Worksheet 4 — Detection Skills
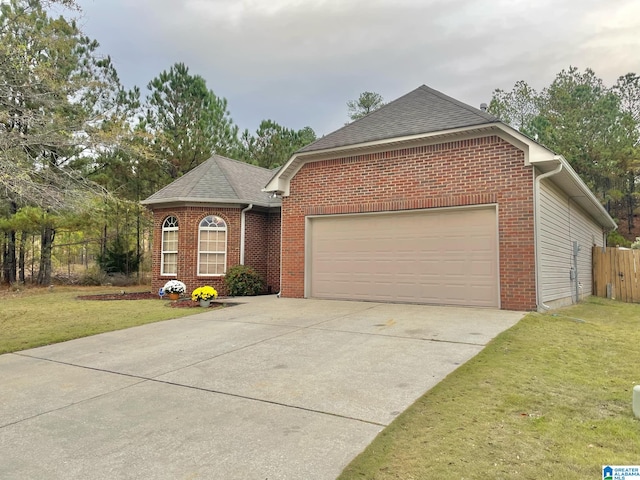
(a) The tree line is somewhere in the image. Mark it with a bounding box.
[0,0,316,285]
[488,68,640,239]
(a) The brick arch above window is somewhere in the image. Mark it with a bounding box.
[162,215,179,228]
[195,211,231,229]
[199,215,226,229]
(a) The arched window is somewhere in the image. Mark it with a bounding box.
[161,216,178,275]
[198,215,227,275]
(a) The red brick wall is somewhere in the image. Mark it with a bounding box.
[281,135,536,310]
[150,206,241,297]
[245,211,268,291]
[266,212,281,294]
[149,206,281,297]
[244,210,281,294]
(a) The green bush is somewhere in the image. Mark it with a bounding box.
[607,230,632,247]
[97,234,141,275]
[224,265,265,296]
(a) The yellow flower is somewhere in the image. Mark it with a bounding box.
[191,286,218,301]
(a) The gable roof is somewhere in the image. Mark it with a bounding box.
[141,155,280,208]
[264,84,615,230]
[299,84,498,153]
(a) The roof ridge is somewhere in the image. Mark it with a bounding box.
[296,89,415,152]
[298,84,500,154]
[212,156,242,199]
[213,154,274,173]
[417,84,497,121]
[182,159,220,198]
[146,159,209,199]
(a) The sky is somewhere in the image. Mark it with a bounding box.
[71,0,640,137]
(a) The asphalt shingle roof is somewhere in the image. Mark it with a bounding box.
[141,155,280,208]
[299,85,499,153]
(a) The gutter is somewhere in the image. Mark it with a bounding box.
[534,160,563,311]
[240,204,254,265]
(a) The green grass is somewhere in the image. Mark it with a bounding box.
[0,286,202,354]
[339,297,640,480]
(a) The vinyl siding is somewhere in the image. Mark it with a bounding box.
[538,178,604,303]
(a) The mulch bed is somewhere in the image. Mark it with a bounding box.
[76,291,223,308]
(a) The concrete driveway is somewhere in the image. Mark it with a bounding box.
[0,296,523,479]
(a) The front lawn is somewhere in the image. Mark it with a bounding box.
[339,297,640,479]
[0,286,201,354]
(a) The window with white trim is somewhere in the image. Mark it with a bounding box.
[161,216,178,276]
[198,215,227,275]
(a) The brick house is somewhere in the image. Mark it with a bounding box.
[144,85,615,310]
[141,155,281,296]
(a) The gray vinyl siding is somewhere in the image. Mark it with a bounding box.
[538,178,604,303]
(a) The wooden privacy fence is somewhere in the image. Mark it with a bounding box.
[593,246,640,303]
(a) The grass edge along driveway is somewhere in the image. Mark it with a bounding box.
[338,297,640,480]
[0,286,202,355]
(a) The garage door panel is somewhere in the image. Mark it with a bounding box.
[470,261,493,276]
[308,208,499,307]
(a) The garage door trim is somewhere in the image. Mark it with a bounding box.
[304,204,501,307]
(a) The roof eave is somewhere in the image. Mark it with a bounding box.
[263,123,501,195]
[530,156,617,230]
[140,197,279,209]
[262,121,616,230]
[468,124,616,230]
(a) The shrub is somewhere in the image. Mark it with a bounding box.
[224,265,265,296]
[78,268,142,287]
[78,266,109,286]
[607,230,632,248]
[97,234,141,275]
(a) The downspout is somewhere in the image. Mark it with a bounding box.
[240,204,253,265]
[534,161,563,311]
[278,200,283,298]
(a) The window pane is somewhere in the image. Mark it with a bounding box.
[162,253,177,274]
[163,230,177,251]
[198,216,226,274]
[199,230,226,253]
[162,219,178,275]
[199,253,225,275]
[214,258,225,274]
[198,254,208,274]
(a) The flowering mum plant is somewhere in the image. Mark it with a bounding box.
[191,286,218,301]
[163,280,187,294]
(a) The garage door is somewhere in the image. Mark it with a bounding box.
[307,207,499,307]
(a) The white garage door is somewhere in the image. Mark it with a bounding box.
[307,207,499,307]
